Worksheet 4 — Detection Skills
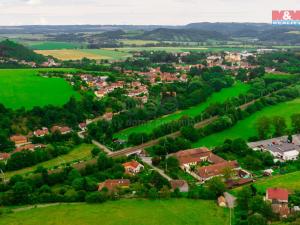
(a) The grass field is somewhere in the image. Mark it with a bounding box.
[253,171,300,194]
[118,39,159,46]
[0,69,80,110]
[0,199,229,225]
[5,144,94,179]
[192,98,300,148]
[25,41,84,50]
[36,49,131,61]
[114,82,250,140]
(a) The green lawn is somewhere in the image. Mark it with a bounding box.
[5,144,95,179]
[0,69,80,109]
[114,82,250,140]
[0,199,229,225]
[192,98,300,148]
[253,171,300,194]
[23,41,84,50]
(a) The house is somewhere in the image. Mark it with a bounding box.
[218,196,227,207]
[95,90,107,98]
[171,147,225,170]
[14,144,45,153]
[196,160,240,182]
[51,126,72,135]
[33,127,49,137]
[266,188,290,217]
[170,180,189,192]
[98,179,130,192]
[10,135,28,146]
[79,123,87,131]
[122,160,144,174]
[0,153,10,161]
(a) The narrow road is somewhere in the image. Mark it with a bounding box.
[141,156,172,181]
[92,140,112,154]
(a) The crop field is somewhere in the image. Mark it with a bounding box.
[24,41,84,50]
[192,98,300,148]
[118,39,159,46]
[0,69,80,110]
[0,199,229,225]
[5,144,94,179]
[36,49,132,61]
[114,82,250,140]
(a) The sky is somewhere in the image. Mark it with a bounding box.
[0,0,299,25]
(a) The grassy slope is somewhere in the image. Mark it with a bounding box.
[114,82,250,140]
[0,69,80,109]
[0,199,229,225]
[192,98,300,148]
[5,144,94,179]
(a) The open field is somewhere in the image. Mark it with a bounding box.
[192,98,300,148]
[0,199,229,225]
[118,39,159,46]
[25,41,84,50]
[36,49,132,61]
[114,82,250,140]
[0,69,80,110]
[5,144,94,179]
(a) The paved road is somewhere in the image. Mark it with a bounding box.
[141,156,172,181]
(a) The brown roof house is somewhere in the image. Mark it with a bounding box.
[122,160,144,175]
[170,180,189,192]
[98,179,130,193]
[265,188,290,218]
[51,126,72,135]
[10,135,28,146]
[33,127,49,137]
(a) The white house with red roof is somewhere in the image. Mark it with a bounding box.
[266,188,290,217]
[122,160,144,174]
[33,127,49,137]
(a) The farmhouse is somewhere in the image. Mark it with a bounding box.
[170,180,189,192]
[51,126,72,135]
[265,188,290,217]
[122,160,144,174]
[33,127,49,137]
[10,135,28,146]
[98,179,130,192]
[196,160,240,182]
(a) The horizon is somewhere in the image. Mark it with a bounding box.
[0,0,298,26]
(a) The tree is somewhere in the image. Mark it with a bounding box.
[180,126,199,142]
[148,187,158,199]
[206,177,226,198]
[247,213,267,225]
[272,116,287,137]
[291,113,300,133]
[237,186,253,211]
[160,185,171,199]
[97,153,114,171]
[256,117,271,139]
[222,167,235,181]
[91,148,100,158]
[13,181,32,204]
[85,192,107,203]
[165,157,179,172]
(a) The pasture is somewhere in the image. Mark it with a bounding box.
[192,98,300,148]
[0,199,229,225]
[36,49,131,61]
[5,144,94,179]
[114,82,250,140]
[0,69,80,110]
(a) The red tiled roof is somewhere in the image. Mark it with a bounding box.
[10,135,27,143]
[34,128,49,136]
[98,179,130,192]
[267,188,289,202]
[197,161,239,179]
[172,147,212,165]
[0,153,10,160]
[122,160,141,170]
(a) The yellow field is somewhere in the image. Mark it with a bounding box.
[35,49,108,60]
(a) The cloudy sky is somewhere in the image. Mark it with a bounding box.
[0,0,299,25]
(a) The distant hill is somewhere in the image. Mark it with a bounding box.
[136,28,227,42]
[0,39,47,63]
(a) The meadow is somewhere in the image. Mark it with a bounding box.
[36,49,131,61]
[5,144,94,179]
[114,82,250,140]
[25,41,84,50]
[0,199,229,225]
[0,69,80,110]
[192,98,300,148]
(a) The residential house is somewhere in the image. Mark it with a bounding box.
[51,126,72,135]
[95,90,107,98]
[79,123,87,131]
[170,180,189,192]
[0,153,10,161]
[14,143,46,153]
[98,179,130,192]
[122,160,144,174]
[10,135,28,146]
[33,127,49,137]
[265,188,290,217]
